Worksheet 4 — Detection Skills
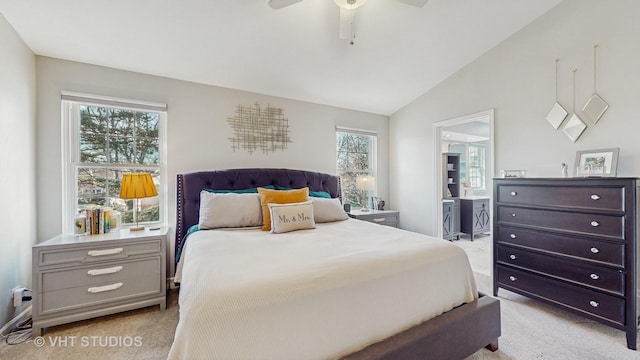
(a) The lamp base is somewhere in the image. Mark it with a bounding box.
[129,226,145,232]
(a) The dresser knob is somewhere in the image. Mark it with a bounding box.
[510,191,517,196]
[509,254,517,260]
[510,233,517,239]
[590,247,600,254]
[590,194,601,200]
[511,213,516,217]
[590,221,600,227]
[590,273,600,280]
[589,300,599,308]
[509,276,517,282]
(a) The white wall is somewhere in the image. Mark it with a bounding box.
[35,57,389,276]
[0,13,36,326]
[390,0,640,235]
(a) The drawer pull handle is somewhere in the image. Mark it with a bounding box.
[87,282,123,294]
[590,273,600,280]
[589,300,599,308]
[87,248,124,257]
[510,191,517,196]
[511,213,516,217]
[509,276,517,282]
[372,218,386,223]
[509,254,517,260]
[591,194,601,200]
[87,266,123,276]
[590,247,600,254]
[510,233,517,239]
[590,221,600,227]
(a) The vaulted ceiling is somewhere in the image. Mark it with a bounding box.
[0,0,562,115]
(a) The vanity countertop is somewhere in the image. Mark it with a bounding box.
[460,196,490,200]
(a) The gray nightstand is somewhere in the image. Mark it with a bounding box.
[32,227,168,337]
[348,209,399,228]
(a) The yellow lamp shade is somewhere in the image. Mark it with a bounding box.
[119,173,158,200]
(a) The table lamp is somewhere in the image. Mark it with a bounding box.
[355,175,375,212]
[119,173,158,231]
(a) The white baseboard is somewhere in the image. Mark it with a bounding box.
[0,305,32,336]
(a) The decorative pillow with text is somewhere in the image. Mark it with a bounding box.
[268,201,315,234]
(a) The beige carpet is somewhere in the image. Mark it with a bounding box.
[1,272,638,359]
[0,290,179,360]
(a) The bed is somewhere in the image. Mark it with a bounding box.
[169,168,500,360]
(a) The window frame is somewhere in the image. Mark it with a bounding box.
[61,92,167,234]
[335,127,378,207]
[467,144,486,191]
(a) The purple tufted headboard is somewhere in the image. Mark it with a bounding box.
[175,168,341,253]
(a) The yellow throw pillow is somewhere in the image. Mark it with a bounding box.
[257,187,309,231]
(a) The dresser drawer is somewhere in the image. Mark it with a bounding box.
[37,239,162,267]
[498,207,624,239]
[497,245,624,295]
[496,226,624,267]
[497,185,624,211]
[40,274,162,315]
[41,257,161,292]
[497,266,625,325]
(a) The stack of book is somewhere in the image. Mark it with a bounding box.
[85,206,113,235]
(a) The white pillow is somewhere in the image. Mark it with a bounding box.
[312,197,349,223]
[268,201,316,234]
[199,191,262,229]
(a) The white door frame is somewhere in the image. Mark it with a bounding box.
[433,109,495,239]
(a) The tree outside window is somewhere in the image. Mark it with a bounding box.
[68,102,163,227]
[336,131,376,207]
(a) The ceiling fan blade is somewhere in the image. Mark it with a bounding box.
[268,0,304,10]
[339,8,353,40]
[395,0,429,7]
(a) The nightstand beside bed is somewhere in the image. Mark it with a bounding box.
[32,227,168,337]
[348,209,399,228]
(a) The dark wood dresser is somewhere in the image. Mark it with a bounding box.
[493,178,639,349]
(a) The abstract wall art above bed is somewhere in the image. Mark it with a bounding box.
[227,102,292,155]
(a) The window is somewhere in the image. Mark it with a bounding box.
[468,145,486,190]
[336,127,377,207]
[62,92,167,233]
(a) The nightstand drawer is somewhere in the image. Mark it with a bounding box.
[38,239,162,267]
[40,274,162,315]
[363,215,398,227]
[348,210,399,228]
[41,257,161,292]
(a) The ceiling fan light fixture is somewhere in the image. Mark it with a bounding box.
[335,0,368,10]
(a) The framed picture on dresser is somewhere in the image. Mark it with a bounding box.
[574,148,619,177]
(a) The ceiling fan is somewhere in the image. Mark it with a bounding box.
[268,0,429,44]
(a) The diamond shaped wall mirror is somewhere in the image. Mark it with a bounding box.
[581,44,608,124]
[545,58,568,129]
[582,93,609,124]
[563,114,587,142]
[546,102,568,129]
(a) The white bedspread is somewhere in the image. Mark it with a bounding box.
[168,218,477,360]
